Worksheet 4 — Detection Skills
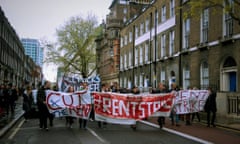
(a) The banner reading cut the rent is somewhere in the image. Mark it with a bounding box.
[46,90,92,119]
[92,92,175,125]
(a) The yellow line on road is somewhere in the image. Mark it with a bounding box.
[8,119,25,140]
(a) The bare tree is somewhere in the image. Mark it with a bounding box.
[45,14,102,78]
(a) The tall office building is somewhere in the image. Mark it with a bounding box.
[21,38,44,67]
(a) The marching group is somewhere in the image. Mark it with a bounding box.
[1,80,217,132]
[21,81,92,131]
[0,83,19,118]
[99,82,217,130]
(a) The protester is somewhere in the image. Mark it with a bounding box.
[37,81,51,131]
[65,86,75,128]
[185,86,192,126]
[130,86,140,130]
[22,85,33,121]
[204,87,217,127]
[169,83,180,126]
[97,83,108,129]
[191,87,201,122]
[79,82,91,130]
[0,84,5,116]
[151,82,168,128]
[3,83,15,115]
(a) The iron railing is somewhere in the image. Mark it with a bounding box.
[227,94,240,115]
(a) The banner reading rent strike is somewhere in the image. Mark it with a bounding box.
[174,90,209,114]
[92,92,174,125]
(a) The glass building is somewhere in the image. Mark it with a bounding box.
[21,38,44,67]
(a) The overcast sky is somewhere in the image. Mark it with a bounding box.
[0,0,112,82]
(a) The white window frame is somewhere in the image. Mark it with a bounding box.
[139,45,143,65]
[128,51,132,67]
[200,61,209,89]
[134,75,138,87]
[124,35,128,45]
[183,65,190,90]
[135,25,139,38]
[120,37,123,48]
[169,30,175,56]
[161,70,166,83]
[145,18,149,32]
[170,0,175,17]
[145,43,149,63]
[201,8,209,43]
[135,47,138,66]
[161,34,166,57]
[124,53,127,69]
[120,55,123,70]
[161,5,166,22]
[129,31,132,42]
[140,22,144,35]
[183,18,190,49]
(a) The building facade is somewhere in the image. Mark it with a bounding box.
[119,0,240,120]
[21,38,44,67]
[120,0,179,90]
[0,7,42,87]
[95,0,151,88]
[0,7,25,86]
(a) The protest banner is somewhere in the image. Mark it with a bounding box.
[45,90,209,124]
[46,90,92,119]
[173,90,209,114]
[92,92,174,125]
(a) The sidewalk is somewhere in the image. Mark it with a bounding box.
[0,97,24,137]
[146,116,240,144]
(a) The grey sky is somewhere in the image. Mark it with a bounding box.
[0,0,112,41]
[0,0,112,82]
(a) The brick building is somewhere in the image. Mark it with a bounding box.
[118,0,240,120]
[95,0,149,88]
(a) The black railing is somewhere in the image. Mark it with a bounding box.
[228,95,240,115]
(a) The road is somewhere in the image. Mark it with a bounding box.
[1,118,207,144]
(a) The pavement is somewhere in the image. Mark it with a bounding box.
[1,97,240,143]
[0,97,24,137]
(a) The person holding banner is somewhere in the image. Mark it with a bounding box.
[97,83,108,129]
[37,81,51,131]
[169,83,180,127]
[130,86,140,130]
[151,82,168,128]
[65,86,75,128]
[205,87,217,127]
[78,82,91,130]
[22,85,33,121]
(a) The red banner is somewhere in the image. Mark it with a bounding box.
[92,92,174,125]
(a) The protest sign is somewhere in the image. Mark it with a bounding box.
[46,90,92,119]
[174,90,209,114]
[92,92,174,125]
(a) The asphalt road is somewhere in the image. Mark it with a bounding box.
[1,118,206,144]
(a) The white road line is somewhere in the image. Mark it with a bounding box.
[87,127,110,144]
[8,119,25,140]
[139,120,214,144]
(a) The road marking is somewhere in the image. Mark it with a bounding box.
[87,127,110,144]
[8,119,25,140]
[139,120,214,144]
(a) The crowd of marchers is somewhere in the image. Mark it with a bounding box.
[1,80,217,132]
[0,83,20,118]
